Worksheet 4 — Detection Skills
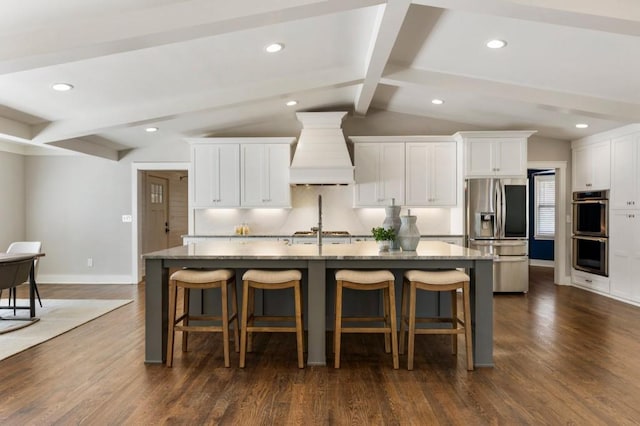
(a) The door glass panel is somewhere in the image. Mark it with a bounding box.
[504,185,527,237]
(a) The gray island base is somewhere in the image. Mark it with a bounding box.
[144,240,494,367]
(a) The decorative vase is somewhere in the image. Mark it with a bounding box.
[398,210,420,251]
[382,202,401,250]
[377,240,391,251]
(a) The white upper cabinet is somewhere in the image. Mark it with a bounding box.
[241,143,291,208]
[191,143,240,208]
[353,142,405,207]
[462,134,530,178]
[188,137,294,208]
[572,140,610,191]
[405,142,457,206]
[610,133,640,209]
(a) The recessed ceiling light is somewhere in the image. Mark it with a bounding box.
[145,127,158,133]
[575,123,589,129]
[486,39,507,49]
[286,100,298,106]
[265,43,284,53]
[431,99,444,105]
[51,83,74,92]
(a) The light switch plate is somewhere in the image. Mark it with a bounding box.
[122,215,133,223]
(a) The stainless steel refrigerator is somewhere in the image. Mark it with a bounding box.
[465,178,529,292]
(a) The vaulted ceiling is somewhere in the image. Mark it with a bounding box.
[0,0,638,160]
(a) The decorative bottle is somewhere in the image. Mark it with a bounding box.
[398,209,420,251]
[382,198,401,250]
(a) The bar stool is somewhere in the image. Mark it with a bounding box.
[166,268,239,368]
[400,269,473,371]
[334,269,399,369]
[240,269,304,368]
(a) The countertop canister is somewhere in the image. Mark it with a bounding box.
[382,199,401,250]
[398,210,420,251]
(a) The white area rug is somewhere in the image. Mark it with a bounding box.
[0,298,132,361]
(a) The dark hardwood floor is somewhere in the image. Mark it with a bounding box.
[1,267,640,425]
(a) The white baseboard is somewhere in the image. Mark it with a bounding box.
[529,259,554,268]
[37,274,135,285]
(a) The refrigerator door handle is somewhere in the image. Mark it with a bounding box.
[471,240,527,247]
[494,256,529,262]
[500,180,507,239]
[494,180,502,238]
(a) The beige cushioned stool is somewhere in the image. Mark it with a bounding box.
[240,269,304,368]
[400,269,473,370]
[166,268,239,368]
[334,269,399,369]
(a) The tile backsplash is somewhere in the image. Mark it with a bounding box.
[193,186,461,236]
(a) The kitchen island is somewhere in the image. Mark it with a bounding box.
[144,240,494,367]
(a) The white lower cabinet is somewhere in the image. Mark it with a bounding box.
[609,210,640,302]
[571,269,610,294]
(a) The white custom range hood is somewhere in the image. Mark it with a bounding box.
[289,111,354,185]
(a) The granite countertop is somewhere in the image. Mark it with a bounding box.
[145,240,488,260]
[182,234,464,239]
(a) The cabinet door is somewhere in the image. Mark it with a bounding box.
[241,144,291,207]
[192,144,240,207]
[610,134,639,209]
[609,211,640,302]
[354,143,404,206]
[572,140,610,191]
[406,142,456,206]
[495,138,526,177]
[465,139,494,177]
[572,145,592,191]
[431,142,457,205]
[264,144,291,207]
[590,141,611,190]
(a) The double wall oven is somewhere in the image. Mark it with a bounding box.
[572,190,608,276]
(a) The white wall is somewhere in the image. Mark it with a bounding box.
[0,151,25,249]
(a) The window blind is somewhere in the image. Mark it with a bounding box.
[534,174,555,239]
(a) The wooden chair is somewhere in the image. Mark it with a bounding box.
[166,268,239,368]
[334,269,399,369]
[400,269,473,370]
[240,269,304,368]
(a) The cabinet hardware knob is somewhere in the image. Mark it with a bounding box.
[586,279,592,283]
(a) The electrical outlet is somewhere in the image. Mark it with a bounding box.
[87,258,93,267]
[122,215,132,223]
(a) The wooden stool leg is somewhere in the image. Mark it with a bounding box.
[451,289,458,355]
[294,282,304,368]
[399,279,408,355]
[221,280,231,368]
[239,280,250,368]
[182,287,190,352]
[166,280,177,367]
[383,286,391,353]
[231,277,240,353]
[334,280,344,368]
[388,280,399,370]
[247,285,255,353]
[463,282,474,371]
[407,282,417,371]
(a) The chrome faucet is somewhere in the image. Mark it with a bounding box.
[311,194,323,246]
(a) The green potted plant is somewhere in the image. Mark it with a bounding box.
[371,227,395,251]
